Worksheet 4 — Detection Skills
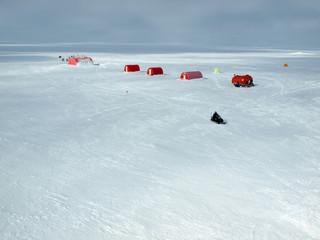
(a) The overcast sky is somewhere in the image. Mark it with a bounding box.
[1,0,320,48]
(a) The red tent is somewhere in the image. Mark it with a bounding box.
[147,67,163,76]
[180,71,203,80]
[68,57,93,65]
[232,74,254,87]
[124,65,140,72]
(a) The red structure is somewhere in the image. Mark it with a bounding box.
[124,65,140,72]
[147,67,163,76]
[68,57,93,65]
[232,74,254,87]
[180,71,203,80]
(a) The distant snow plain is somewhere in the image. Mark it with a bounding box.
[0,44,320,240]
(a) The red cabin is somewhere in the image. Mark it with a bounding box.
[180,71,203,80]
[147,67,163,76]
[124,65,140,72]
[68,57,93,65]
[232,74,254,87]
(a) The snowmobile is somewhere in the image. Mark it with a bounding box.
[211,112,225,124]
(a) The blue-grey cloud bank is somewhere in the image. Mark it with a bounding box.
[1,0,320,48]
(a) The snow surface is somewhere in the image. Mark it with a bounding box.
[0,45,320,240]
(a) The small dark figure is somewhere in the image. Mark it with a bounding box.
[211,111,224,124]
[58,56,62,58]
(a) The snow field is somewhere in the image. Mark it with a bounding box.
[0,49,320,239]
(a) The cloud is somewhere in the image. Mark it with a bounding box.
[0,0,319,48]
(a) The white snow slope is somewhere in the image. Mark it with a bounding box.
[1,46,320,240]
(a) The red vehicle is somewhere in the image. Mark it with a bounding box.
[232,74,254,87]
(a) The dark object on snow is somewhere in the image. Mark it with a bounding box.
[59,56,62,58]
[211,112,224,124]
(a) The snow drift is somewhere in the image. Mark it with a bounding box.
[0,45,320,240]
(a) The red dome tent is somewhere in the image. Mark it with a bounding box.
[232,74,254,87]
[124,65,140,72]
[180,71,203,80]
[147,67,163,76]
[68,57,93,65]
